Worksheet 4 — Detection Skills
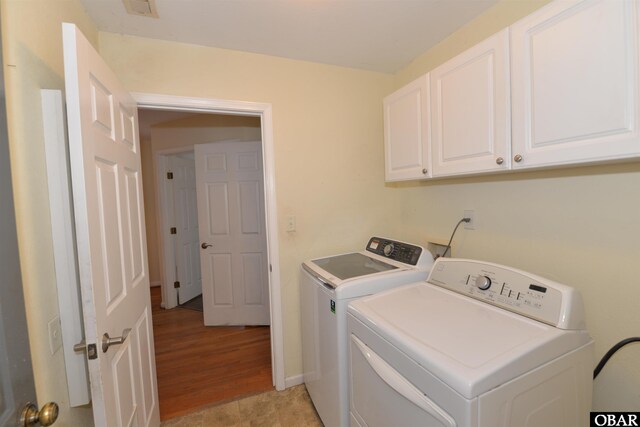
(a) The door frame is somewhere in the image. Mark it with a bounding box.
[134,93,285,391]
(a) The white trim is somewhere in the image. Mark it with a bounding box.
[285,374,304,389]
[133,92,285,391]
[41,89,91,406]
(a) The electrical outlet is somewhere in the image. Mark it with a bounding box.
[48,316,62,355]
[464,210,475,230]
[286,215,296,232]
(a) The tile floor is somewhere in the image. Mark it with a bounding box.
[160,384,323,427]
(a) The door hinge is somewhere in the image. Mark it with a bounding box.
[269,264,272,272]
[174,281,180,288]
[170,227,177,234]
[167,172,173,179]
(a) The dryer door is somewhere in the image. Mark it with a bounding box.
[350,334,457,427]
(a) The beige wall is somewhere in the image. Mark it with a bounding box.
[388,0,640,411]
[142,114,261,285]
[5,0,637,421]
[1,0,97,424]
[97,35,399,377]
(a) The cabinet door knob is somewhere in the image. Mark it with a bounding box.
[514,154,523,163]
[422,168,428,174]
[496,157,504,165]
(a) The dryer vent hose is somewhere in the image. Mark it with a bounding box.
[593,337,640,379]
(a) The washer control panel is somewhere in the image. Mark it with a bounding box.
[427,258,585,330]
[366,237,423,266]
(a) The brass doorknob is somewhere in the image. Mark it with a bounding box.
[20,402,59,426]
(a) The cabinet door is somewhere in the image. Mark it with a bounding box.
[431,29,511,177]
[511,0,640,169]
[383,75,430,181]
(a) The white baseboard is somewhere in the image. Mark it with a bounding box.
[284,374,304,389]
[150,281,161,287]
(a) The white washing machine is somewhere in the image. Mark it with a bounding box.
[348,258,594,427]
[301,237,434,427]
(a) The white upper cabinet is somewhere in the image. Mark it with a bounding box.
[511,0,640,169]
[383,75,431,181]
[430,29,511,177]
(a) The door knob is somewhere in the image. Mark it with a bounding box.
[201,242,212,249]
[514,154,523,163]
[20,402,59,426]
[102,328,131,353]
[495,157,504,165]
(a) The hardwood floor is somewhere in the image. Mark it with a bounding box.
[151,287,273,421]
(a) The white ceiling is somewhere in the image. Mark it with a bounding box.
[81,0,499,73]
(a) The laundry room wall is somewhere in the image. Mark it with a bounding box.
[1,0,97,424]
[388,0,640,412]
[98,33,400,379]
[142,114,261,285]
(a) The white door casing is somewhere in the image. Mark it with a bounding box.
[63,23,160,427]
[169,153,202,304]
[195,141,270,326]
[133,94,284,391]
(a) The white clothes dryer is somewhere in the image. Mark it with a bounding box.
[348,258,594,427]
[301,237,434,427]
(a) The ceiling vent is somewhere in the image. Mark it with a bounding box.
[123,0,159,18]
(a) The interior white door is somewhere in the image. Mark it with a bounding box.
[195,141,270,326]
[169,153,202,304]
[63,23,160,427]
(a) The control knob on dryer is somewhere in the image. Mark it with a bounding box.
[475,275,492,290]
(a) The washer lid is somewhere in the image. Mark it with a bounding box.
[311,252,398,280]
[348,282,592,399]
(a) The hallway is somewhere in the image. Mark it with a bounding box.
[151,287,273,420]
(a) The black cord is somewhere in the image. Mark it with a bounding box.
[593,337,640,379]
[440,218,471,258]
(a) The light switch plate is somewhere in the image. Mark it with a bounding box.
[286,215,296,232]
[48,316,63,355]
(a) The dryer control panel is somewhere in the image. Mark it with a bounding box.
[428,258,586,330]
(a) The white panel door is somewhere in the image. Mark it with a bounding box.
[431,29,511,177]
[195,141,270,325]
[63,23,160,427]
[384,75,431,181]
[511,0,640,169]
[169,154,202,304]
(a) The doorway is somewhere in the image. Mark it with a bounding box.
[135,96,284,418]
